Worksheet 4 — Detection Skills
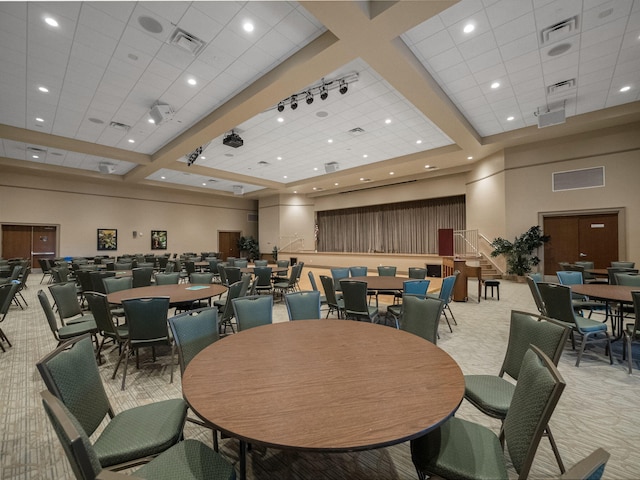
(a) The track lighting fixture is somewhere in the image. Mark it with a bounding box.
[271,72,358,113]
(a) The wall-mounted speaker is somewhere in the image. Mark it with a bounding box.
[132,231,137,238]
[233,185,244,196]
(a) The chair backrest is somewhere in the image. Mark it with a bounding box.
[102,276,133,294]
[320,275,340,308]
[403,279,430,296]
[84,292,119,338]
[239,273,252,297]
[408,267,427,279]
[276,260,289,268]
[438,275,456,304]
[114,262,132,270]
[131,267,153,288]
[122,297,170,346]
[607,267,638,285]
[285,291,321,320]
[615,273,640,286]
[232,295,273,331]
[18,266,31,289]
[559,448,610,480]
[36,335,111,438]
[308,271,320,292]
[340,280,369,316]
[168,307,219,376]
[0,283,19,318]
[349,266,367,277]
[501,310,571,380]
[89,271,114,293]
[75,270,94,294]
[537,283,577,326]
[49,282,83,324]
[219,280,244,326]
[556,270,584,286]
[224,267,242,285]
[40,390,103,480]
[234,259,248,268]
[189,272,213,284]
[503,346,566,478]
[526,275,546,314]
[157,256,169,270]
[253,260,268,267]
[254,267,272,287]
[400,295,444,344]
[184,261,196,275]
[52,266,68,283]
[155,272,180,285]
[528,272,543,283]
[377,266,396,277]
[38,290,62,339]
[331,268,350,291]
[611,261,635,269]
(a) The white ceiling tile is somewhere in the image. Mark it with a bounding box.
[532,0,583,32]
[486,0,534,28]
[177,6,223,44]
[277,8,324,46]
[457,31,499,60]
[119,25,163,57]
[582,0,633,31]
[493,11,537,46]
[581,17,627,48]
[448,10,492,45]
[499,32,539,61]
[78,4,126,40]
[246,1,295,28]
[473,63,507,85]
[412,28,456,59]
[438,0,484,27]
[428,46,465,72]
[192,3,243,27]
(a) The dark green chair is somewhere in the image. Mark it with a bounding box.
[398,295,444,344]
[388,280,431,327]
[307,271,327,307]
[0,283,19,351]
[559,448,610,480]
[408,267,427,279]
[132,267,153,288]
[340,280,379,323]
[526,275,546,314]
[37,290,98,348]
[253,260,268,267]
[84,292,128,368]
[538,282,613,367]
[37,336,188,471]
[616,273,640,286]
[285,291,321,320]
[464,310,571,473]
[623,291,640,374]
[89,271,115,294]
[49,281,95,326]
[103,276,133,294]
[273,264,301,300]
[155,273,180,285]
[253,266,273,295]
[40,390,234,480]
[319,275,344,318]
[232,295,273,331]
[556,270,609,319]
[119,297,173,390]
[217,280,244,335]
[411,346,566,480]
[349,266,367,276]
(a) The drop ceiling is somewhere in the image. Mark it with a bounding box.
[0,0,638,198]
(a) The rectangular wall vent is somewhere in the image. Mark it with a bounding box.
[552,166,604,192]
[170,28,205,56]
[347,127,365,136]
[540,16,579,45]
[247,213,258,223]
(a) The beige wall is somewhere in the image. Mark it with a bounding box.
[259,194,316,254]
[0,170,257,258]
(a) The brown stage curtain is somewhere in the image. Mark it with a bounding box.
[316,195,465,254]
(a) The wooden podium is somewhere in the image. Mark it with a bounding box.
[442,258,481,302]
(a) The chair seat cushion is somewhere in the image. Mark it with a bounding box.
[66,314,96,325]
[94,398,187,468]
[411,416,507,480]
[58,320,98,339]
[464,375,515,419]
[575,315,608,333]
[134,439,235,480]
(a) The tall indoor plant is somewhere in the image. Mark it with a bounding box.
[490,225,550,277]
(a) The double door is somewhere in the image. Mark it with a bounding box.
[1,224,57,267]
[543,213,618,274]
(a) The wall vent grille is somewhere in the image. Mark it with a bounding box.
[540,16,579,45]
[247,213,258,222]
[552,166,604,192]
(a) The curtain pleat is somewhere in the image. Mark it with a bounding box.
[316,195,465,254]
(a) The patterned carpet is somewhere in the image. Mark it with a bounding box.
[1,269,638,479]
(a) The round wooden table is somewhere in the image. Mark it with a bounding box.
[349,276,442,293]
[106,283,226,305]
[572,284,636,338]
[239,266,288,275]
[183,320,464,479]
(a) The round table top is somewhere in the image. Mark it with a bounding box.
[572,284,637,303]
[183,320,464,452]
[349,276,442,293]
[106,283,226,305]
[239,266,288,275]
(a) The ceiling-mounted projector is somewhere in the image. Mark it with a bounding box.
[149,102,174,125]
[223,130,243,148]
[98,162,115,174]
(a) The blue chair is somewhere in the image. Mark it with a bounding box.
[330,268,350,293]
[285,291,321,320]
[349,266,367,277]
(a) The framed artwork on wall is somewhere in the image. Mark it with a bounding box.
[97,229,117,251]
[151,230,167,250]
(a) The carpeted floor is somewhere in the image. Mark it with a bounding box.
[1,268,639,479]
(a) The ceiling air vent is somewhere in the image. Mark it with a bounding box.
[547,79,576,95]
[27,146,47,153]
[109,121,130,131]
[540,16,579,45]
[170,28,205,56]
[552,166,604,192]
[347,127,365,136]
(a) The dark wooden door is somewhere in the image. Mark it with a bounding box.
[1,224,57,267]
[218,231,241,261]
[32,226,57,266]
[543,213,618,274]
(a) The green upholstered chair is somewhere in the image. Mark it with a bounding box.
[319,275,344,319]
[623,291,640,374]
[526,275,546,314]
[37,336,188,471]
[556,270,609,319]
[223,267,242,286]
[253,260,268,267]
[119,297,173,390]
[103,277,133,294]
[114,262,133,270]
[132,267,153,288]
[0,283,19,351]
[41,390,234,480]
[285,291,321,320]
[538,282,613,367]
[253,266,273,295]
[307,271,327,307]
[616,273,640,286]
[189,272,214,284]
[340,280,379,323]
[154,273,180,285]
[387,280,432,328]
[398,295,444,344]
[232,295,273,331]
[411,345,566,480]
[84,292,128,368]
[217,280,244,335]
[37,290,98,348]
[234,259,248,268]
[168,307,221,452]
[89,271,115,294]
[273,264,301,300]
[607,267,638,285]
[408,267,427,279]
[464,310,571,472]
[276,259,289,268]
[349,266,367,277]
[49,281,95,326]
[611,261,635,269]
[428,274,457,333]
[330,267,349,293]
[559,448,610,480]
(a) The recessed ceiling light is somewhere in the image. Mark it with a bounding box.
[201,156,206,160]
[243,21,254,33]
[312,187,317,191]
[313,167,318,171]
[161,176,166,179]
[491,82,500,89]
[467,156,473,160]
[35,117,44,122]
[148,118,155,124]
[187,78,197,86]
[44,17,58,27]
[277,117,284,123]
[283,175,288,179]
[334,183,339,186]
[128,139,135,143]
[389,172,394,175]
[363,154,368,158]
[463,23,475,33]
[507,116,514,121]
[328,139,333,143]
[424,165,430,168]
[32,155,39,159]
[277,156,282,161]
[385,118,392,124]
[202,183,206,186]
[620,86,631,92]
[416,140,422,144]
[38,86,49,93]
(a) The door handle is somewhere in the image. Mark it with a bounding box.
[579,253,587,257]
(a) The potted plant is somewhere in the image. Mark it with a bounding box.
[490,225,550,280]
[237,236,260,262]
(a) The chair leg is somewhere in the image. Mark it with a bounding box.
[442,310,453,333]
[0,327,9,350]
[576,333,588,367]
[545,425,566,473]
[445,303,457,325]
